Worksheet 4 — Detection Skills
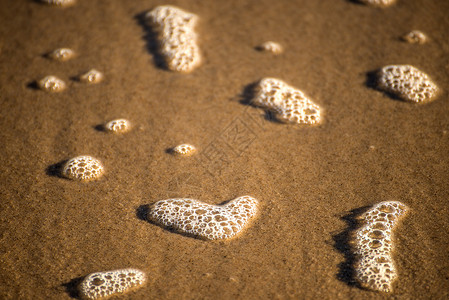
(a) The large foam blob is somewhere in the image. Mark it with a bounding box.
[148,196,259,240]
[79,268,146,299]
[377,65,438,103]
[354,201,408,293]
[252,78,321,125]
[62,156,104,182]
[146,5,201,73]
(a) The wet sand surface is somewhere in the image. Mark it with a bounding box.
[0,0,448,299]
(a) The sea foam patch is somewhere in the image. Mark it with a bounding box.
[252,78,321,125]
[377,65,438,103]
[79,268,146,299]
[62,156,104,181]
[354,201,408,293]
[146,5,201,73]
[148,196,259,240]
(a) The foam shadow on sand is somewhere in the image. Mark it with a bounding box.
[136,203,201,240]
[46,160,69,179]
[61,276,84,299]
[365,69,404,102]
[332,206,371,289]
[239,81,278,123]
[134,12,167,71]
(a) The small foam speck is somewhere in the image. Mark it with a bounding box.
[354,201,408,293]
[79,268,146,299]
[41,0,76,6]
[38,76,66,92]
[402,30,428,44]
[377,65,438,103]
[79,69,103,84]
[148,196,259,240]
[104,119,131,134]
[171,144,197,156]
[62,156,104,181]
[257,41,283,54]
[358,0,396,7]
[48,48,75,61]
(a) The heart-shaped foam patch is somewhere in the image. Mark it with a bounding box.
[148,196,259,240]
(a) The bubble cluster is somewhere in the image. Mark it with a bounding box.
[402,30,427,44]
[354,201,408,293]
[62,156,104,181]
[48,48,75,61]
[148,196,259,240]
[79,69,104,84]
[104,119,131,134]
[377,65,438,103]
[258,41,283,54]
[252,78,321,125]
[146,5,201,73]
[358,0,396,7]
[38,75,66,92]
[41,0,76,6]
[171,144,197,156]
[79,268,146,299]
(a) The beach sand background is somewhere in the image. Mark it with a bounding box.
[0,0,448,299]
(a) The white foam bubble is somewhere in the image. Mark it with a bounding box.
[258,41,283,54]
[402,30,428,44]
[148,196,259,240]
[79,268,146,299]
[104,119,131,134]
[79,69,103,84]
[38,76,66,92]
[41,0,76,6]
[253,78,321,125]
[358,0,396,7]
[377,65,438,103]
[171,144,197,156]
[354,201,408,293]
[48,48,75,61]
[146,5,201,73]
[62,156,104,181]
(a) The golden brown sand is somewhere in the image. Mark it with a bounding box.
[0,0,448,299]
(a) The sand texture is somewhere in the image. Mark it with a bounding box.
[0,0,448,299]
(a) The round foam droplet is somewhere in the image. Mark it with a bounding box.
[48,48,75,61]
[62,155,104,181]
[41,0,76,6]
[38,76,66,92]
[171,144,197,156]
[358,0,396,7]
[79,69,103,84]
[258,41,283,54]
[402,30,427,44]
[104,119,131,134]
